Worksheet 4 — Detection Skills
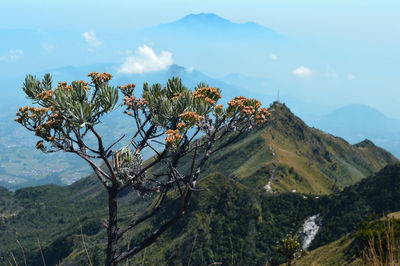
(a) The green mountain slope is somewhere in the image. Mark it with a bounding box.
[296,163,400,265]
[199,102,397,195]
[116,163,400,266]
[0,102,398,265]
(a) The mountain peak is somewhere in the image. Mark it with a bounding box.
[354,139,375,148]
[177,13,233,25]
[159,13,277,36]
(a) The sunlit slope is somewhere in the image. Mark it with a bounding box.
[199,102,397,194]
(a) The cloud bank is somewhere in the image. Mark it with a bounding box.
[292,66,312,78]
[118,45,173,74]
[82,31,101,47]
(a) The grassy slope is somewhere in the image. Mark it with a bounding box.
[0,102,398,264]
[295,235,361,266]
[125,163,400,266]
[199,102,397,195]
[1,163,400,265]
[296,210,400,266]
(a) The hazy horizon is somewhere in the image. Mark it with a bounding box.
[1,1,399,118]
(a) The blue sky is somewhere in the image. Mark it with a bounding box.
[1,0,400,118]
[2,0,399,42]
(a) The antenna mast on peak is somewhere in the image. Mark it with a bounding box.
[277,89,280,102]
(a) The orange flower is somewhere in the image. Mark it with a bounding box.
[88,72,113,85]
[177,122,186,129]
[214,104,223,111]
[255,108,270,124]
[171,92,182,100]
[205,97,216,104]
[179,111,204,122]
[119,84,136,92]
[36,90,54,100]
[165,129,183,145]
[193,87,221,99]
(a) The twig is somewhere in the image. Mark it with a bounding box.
[105,134,126,153]
[141,248,147,266]
[37,239,46,266]
[229,234,234,265]
[10,251,18,266]
[187,231,199,266]
[126,232,131,266]
[16,238,27,266]
[79,222,93,266]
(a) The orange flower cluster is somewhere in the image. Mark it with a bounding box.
[36,90,54,100]
[34,112,62,137]
[214,104,223,111]
[172,92,183,100]
[123,96,148,111]
[242,106,255,116]
[123,96,135,107]
[165,129,183,145]
[136,97,147,106]
[120,84,136,90]
[255,108,270,124]
[15,106,50,122]
[178,111,204,122]
[119,84,136,96]
[73,80,90,90]
[228,96,261,110]
[88,72,113,85]
[19,106,50,113]
[227,96,270,124]
[15,106,62,145]
[56,81,73,92]
[192,87,221,105]
[177,122,186,129]
[76,80,88,86]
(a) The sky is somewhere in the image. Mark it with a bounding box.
[2,0,399,42]
[1,0,399,118]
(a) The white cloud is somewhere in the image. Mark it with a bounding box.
[186,66,195,73]
[82,31,101,47]
[42,43,55,54]
[271,53,278,60]
[347,73,356,80]
[292,66,313,78]
[0,49,24,61]
[118,45,173,74]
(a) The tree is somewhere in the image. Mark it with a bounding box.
[15,72,270,265]
[275,232,305,266]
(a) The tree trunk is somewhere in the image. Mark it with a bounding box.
[106,186,119,266]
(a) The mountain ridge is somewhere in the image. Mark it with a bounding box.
[158,13,278,36]
[314,103,400,158]
[202,101,398,194]
[0,102,398,265]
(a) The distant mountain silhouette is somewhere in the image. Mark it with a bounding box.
[314,104,400,157]
[158,13,278,38]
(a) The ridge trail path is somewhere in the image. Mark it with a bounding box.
[264,145,277,192]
